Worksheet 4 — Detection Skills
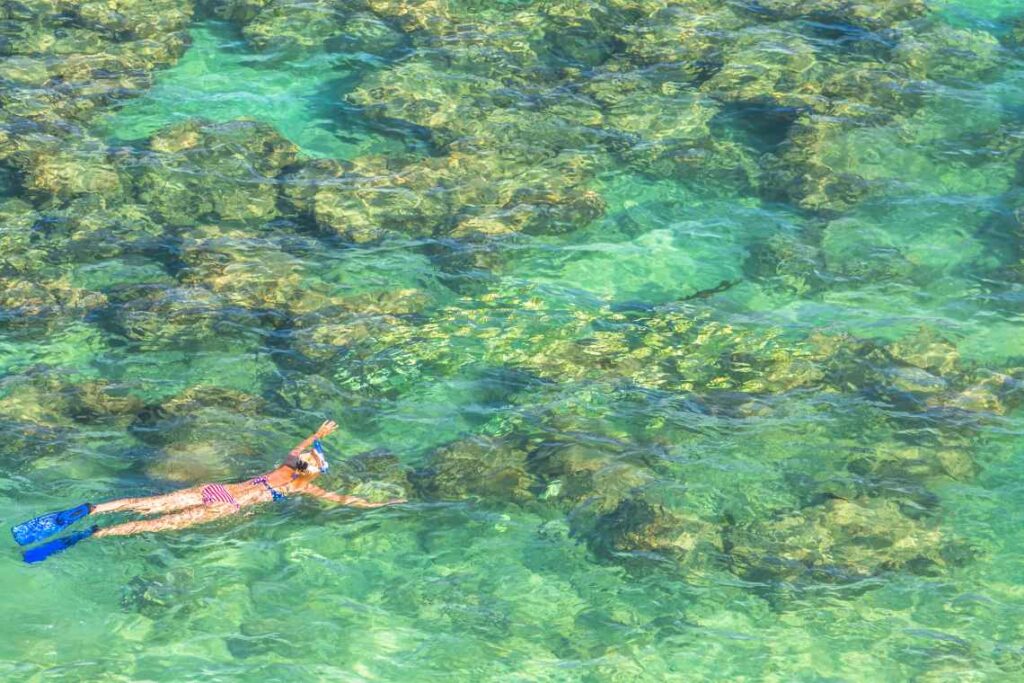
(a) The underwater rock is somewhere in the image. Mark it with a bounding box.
[0,192,168,277]
[0,372,76,428]
[994,642,1024,675]
[819,63,927,123]
[240,0,354,56]
[598,88,760,191]
[622,135,761,194]
[332,448,411,502]
[157,384,268,418]
[0,370,144,430]
[292,143,606,243]
[20,146,127,205]
[1,0,194,127]
[131,385,268,478]
[148,439,242,481]
[724,496,957,585]
[134,119,299,226]
[285,302,440,400]
[284,287,431,368]
[812,330,1005,418]
[490,179,606,237]
[101,284,260,349]
[277,157,352,217]
[700,25,822,110]
[308,157,448,242]
[351,52,601,149]
[527,439,654,513]
[176,227,312,312]
[616,4,742,83]
[349,59,502,139]
[764,115,872,213]
[0,417,72,464]
[327,11,406,56]
[67,380,147,422]
[882,365,948,397]
[49,199,167,263]
[268,371,352,411]
[332,287,432,316]
[894,24,1005,85]
[1010,18,1024,50]
[585,498,722,568]
[744,232,826,295]
[933,372,1023,417]
[600,90,718,143]
[200,0,273,23]
[122,574,186,619]
[416,435,536,502]
[0,274,108,328]
[0,198,43,273]
[847,443,979,483]
[536,3,622,68]
[287,312,414,365]
[412,13,546,82]
[885,327,961,376]
[362,0,463,33]
[72,0,196,41]
[746,0,927,30]
[445,148,609,236]
[340,12,842,235]
[820,215,914,280]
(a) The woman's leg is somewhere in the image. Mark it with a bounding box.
[93,504,236,538]
[91,487,205,516]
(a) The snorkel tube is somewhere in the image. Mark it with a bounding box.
[312,439,329,474]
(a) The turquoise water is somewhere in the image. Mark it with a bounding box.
[2,0,1024,680]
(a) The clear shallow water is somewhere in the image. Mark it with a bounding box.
[1,0,1024,680]
[100,22,397,160]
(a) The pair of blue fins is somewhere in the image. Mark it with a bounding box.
[12,503,96,564]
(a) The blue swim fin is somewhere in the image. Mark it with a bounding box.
[11,503,93,546]
[23,526,98,564]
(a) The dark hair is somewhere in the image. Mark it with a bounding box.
[284,454,309,471]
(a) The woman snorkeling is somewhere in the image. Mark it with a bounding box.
[12,420,404,563]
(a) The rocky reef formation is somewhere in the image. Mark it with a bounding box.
[2,0,1022,604]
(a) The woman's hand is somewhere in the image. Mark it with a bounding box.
[290,420,339,457]
[315,420,338,439]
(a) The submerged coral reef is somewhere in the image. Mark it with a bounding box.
[2,0,1023,626]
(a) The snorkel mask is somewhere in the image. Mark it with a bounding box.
[311,439,330,474]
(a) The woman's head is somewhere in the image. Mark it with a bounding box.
[283,441,329,475]
[283,451,320,475]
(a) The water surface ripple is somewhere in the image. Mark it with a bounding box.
[1,0,1023,680]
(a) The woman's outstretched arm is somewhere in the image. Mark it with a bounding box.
[302,484,405,509]
[290,420,338,455]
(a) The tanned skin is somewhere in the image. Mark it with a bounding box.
[91,421,404,538]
